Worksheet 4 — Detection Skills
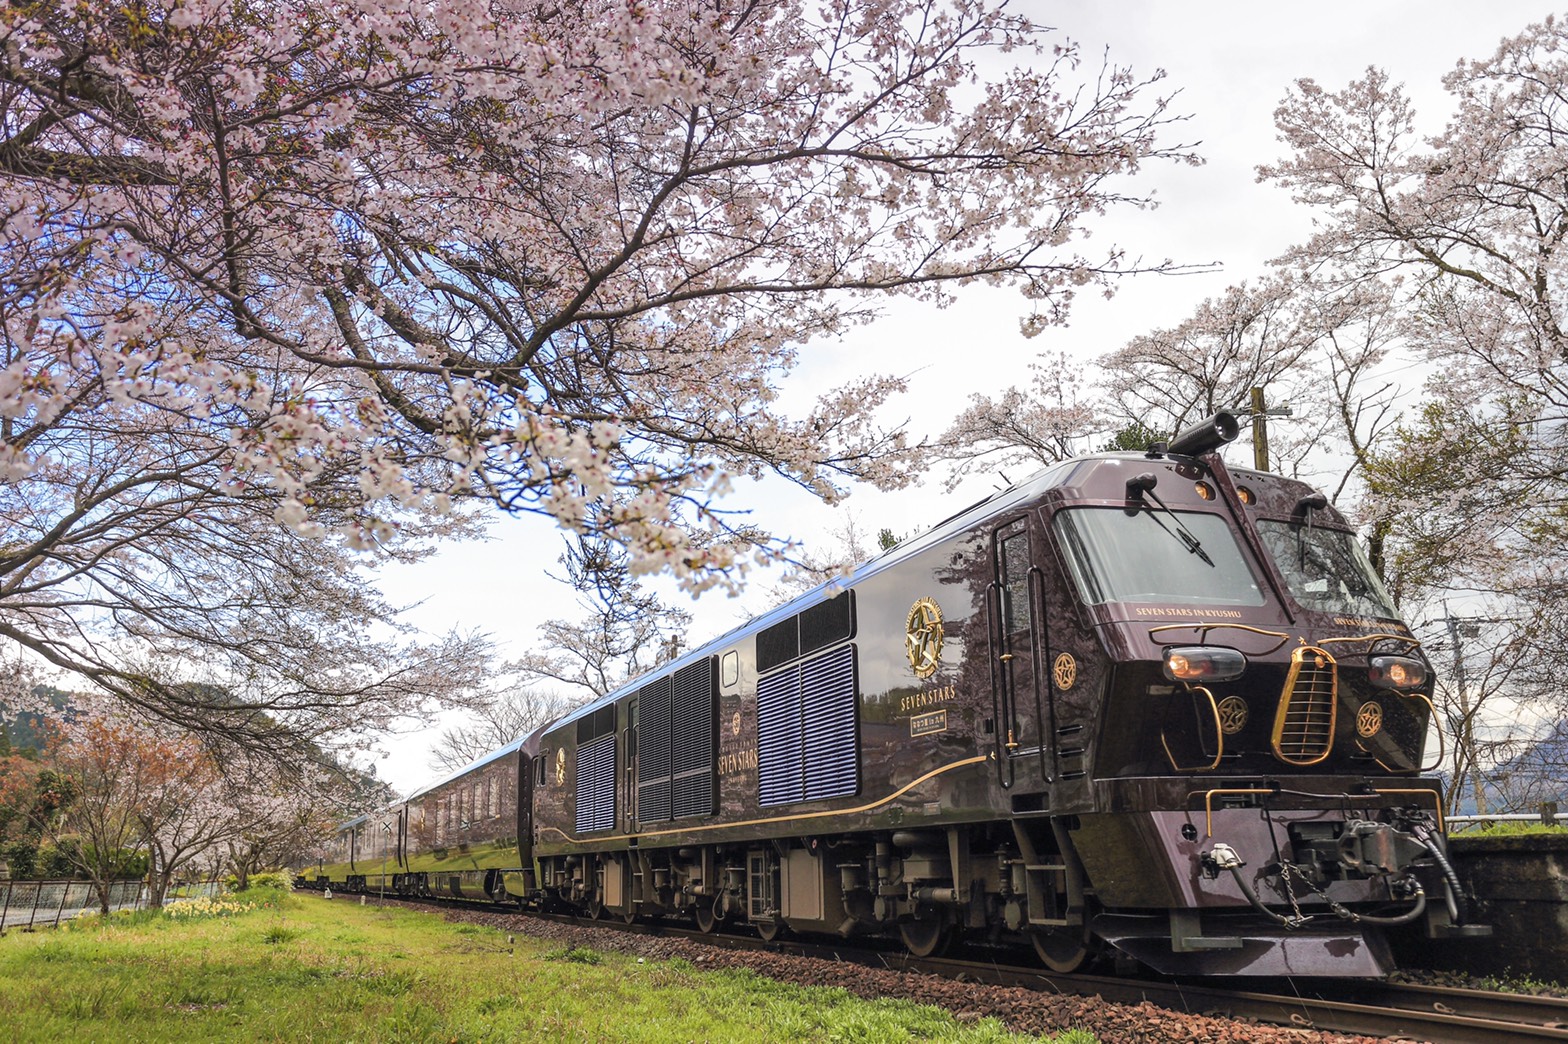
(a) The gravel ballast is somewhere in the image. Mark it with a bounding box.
[424,903,1392,1044]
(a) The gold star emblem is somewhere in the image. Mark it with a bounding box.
[905,598,943,679]
[1052,653,1077,691]
[1217,696,1249,734]
[1356,701,1383,738]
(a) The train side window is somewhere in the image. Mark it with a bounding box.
[721,650,740,688]
[1000,530,1032,634]
[535,754,547,786]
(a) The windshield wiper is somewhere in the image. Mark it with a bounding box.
[1125,473,1215,567]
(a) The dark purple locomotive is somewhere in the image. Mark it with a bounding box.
[308,412,1487,975]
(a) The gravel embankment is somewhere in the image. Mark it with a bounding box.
[423,903,1393,1044]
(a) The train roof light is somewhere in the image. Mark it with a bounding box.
[1168,411,1241,457]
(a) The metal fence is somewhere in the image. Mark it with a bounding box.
[0,877,226,933]
[1447,800,1562,832]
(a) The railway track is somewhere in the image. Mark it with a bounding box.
[313,890,1566,1042]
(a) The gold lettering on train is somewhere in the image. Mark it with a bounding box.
[1133,606,1245,619]
[900,683,956,714]
[718,747,759,775]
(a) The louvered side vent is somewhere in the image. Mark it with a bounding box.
[757,667,804,806]
[637,676,673,821]
[1271,646,1338,766]
[758,644,859,807]
[670,659,717,818]
[802,644,858,801]
[575,733,616,833]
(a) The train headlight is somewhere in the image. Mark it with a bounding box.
[1368,655,1427,690]
[1163,646,1247,683]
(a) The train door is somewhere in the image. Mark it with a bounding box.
[989,518,1049,788]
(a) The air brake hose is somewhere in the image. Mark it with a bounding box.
[1213,844,1429,928]
[1411,821,1470,924]
[1225,862,1311,928]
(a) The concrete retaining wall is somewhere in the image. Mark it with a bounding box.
[1394,832,1568,984]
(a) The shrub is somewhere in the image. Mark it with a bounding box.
[227,870,292,892]
[3,839,38,879]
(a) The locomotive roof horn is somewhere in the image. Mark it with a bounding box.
[1168,411,1241,457]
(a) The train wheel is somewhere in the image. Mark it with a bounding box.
[1030,924,1091,974]
[756,918,785,942]
[694,897,719,934]
[622,904,638,925]
[584,897,604,920]
[899,919,953,959]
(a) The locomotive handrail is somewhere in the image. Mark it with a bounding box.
[1354,690,1445,774]
[1373,787,1446,832]
[1316,632,1422,651]
[1405,691,1445,773]
[1196,787,1279,838]
[1160,684,1224,773]
[1193,785,1446,838]
[984,579,1010,790]
[1146,623,1290,653]
[1028,564,1056,784]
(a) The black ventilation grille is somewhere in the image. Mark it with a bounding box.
[800,593,854,657]
[576,704,616,744]
[636,675,672,822]
[756,618,799,675]
[757,667,804,806]
[756,592,855,674]
[636,659,715,821]
[670,659,717,818]
[575,733,616,834]
[758,644,858,807]
[802,644,858,800]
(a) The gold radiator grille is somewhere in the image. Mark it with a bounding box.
[1271,646,1338,765]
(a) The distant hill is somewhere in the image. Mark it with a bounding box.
[0,686,74,756]
[1477,717,1568,815]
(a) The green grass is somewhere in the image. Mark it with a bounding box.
[1455,821,1568,839]
[0,887,1096,1042]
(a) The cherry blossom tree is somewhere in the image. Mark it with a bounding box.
[1099,276,1320,445]
[52,715,156,913]
[1261,17,1568,811]
[930,351,1104,489]
[510,585,692,701]
[1260,17,1568,566]
[0,0,1199,601]
[215,750,352,891]
[427,686,582,773]
[134,736,233,907]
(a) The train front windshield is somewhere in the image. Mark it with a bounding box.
[1255,520,1398,619]
[1054,508,1265,606]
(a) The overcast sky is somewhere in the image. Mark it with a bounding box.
[368,2,1556,795]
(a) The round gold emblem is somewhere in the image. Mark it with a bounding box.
[554,747,566,785]
[905,597,944,679]
[1052,653,1077,691]
[1217,695,1249,735]
[1356,701,1384,738]
[731,711,742,736]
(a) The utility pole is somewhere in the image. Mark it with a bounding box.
[1444,613,1489,816]
[1246,388,1292,472]
[1250,387,1270,472]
